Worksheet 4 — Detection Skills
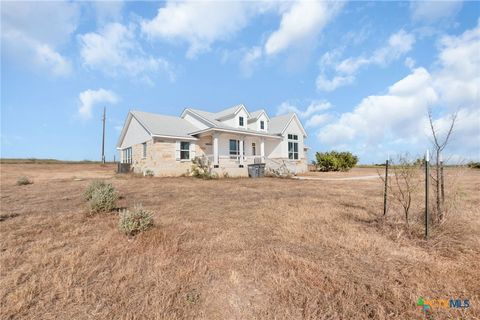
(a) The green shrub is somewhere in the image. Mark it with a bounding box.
[315,151,358,172]
[144,169,154,177]
[84,180,108,201]
[87,183,118,213]
[118,205,153,236]
[16,176,33,185]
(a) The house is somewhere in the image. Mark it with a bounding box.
[116,104,308,177]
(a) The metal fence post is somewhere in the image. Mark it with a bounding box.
[383,157,389,216]
[425,150,430,239]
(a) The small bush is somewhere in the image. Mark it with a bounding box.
[84,180,107,201]
[16,176,33,186]
[87,183,118,214]
[144,169,154,177]
[315,151,358,172]
[190,156,218,179]
[118,205,153,236]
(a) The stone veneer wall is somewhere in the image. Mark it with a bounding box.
[130,138,203,177]
[128,136,306,177]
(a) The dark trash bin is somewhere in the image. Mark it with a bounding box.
[248,164,265,178]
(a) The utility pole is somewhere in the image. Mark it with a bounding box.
[101,106,106,164]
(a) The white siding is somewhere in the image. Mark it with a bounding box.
[120,117,151,149]
[248,113,269,132]
[220,108,249,129]
[280,117,305,159]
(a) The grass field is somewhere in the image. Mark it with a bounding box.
[1,163,479,319]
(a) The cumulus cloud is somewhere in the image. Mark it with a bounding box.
[277,100,332,118]
[141,0,343,65]
[306,114,332,128]
[317,30,415,91]
[79,23,174,83]
[316,74,354,92]
[1,1,78,76]
[265,1,343,56]
[277,100,333,129]
[317,21,480,160]
[141,1,256,58]
[78,89,119,119]
[318,68,438,147]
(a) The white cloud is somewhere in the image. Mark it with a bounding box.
[141,0,343,62]
[277,100,333,129]
[141,1,256,58]
[35,44,72,76]
[265,1,343,56]
[240,46,262,77]
[317,21,480,160]
[277,100,332,118]
[318,67,438,146]
[316,74,354,92]
[410,1,463,22]
[306,114,332,127]
[404,57,416,69]
[1,1,78,76]
[78,89,119,119]
[79,23,174,83]
[317,29,415,91]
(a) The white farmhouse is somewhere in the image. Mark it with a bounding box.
[117,104,308,177]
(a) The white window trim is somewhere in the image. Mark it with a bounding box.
[287,134,299,160]
[180,141,190,161]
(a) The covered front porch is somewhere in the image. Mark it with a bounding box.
[195,129,281,169]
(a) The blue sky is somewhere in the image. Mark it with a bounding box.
[1,1,479,163]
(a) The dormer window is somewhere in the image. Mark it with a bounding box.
[260,120,265,130]
[239,116,244,126]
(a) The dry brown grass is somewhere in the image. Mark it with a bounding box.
[0,163,479,319]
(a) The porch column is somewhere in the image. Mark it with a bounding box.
[239,136,244,167]
[213,132,219,167]
[260,138,265,163]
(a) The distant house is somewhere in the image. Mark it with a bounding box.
[116,104,308,177]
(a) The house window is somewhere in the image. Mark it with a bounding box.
[288,134,298,140]
[142,142,147,158]
[180,141,190,160]
[252,143,256,156]
[239,116,244,126]
[123,147,132,164]
[260,121,264,130]
[288,134,299,160]
[229,139,239,156]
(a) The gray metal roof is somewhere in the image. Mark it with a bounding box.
[268,113,294,134]
[213,104,244,119]
[249,109,265,119]
[188,108,282,137]
[131,110,199,138]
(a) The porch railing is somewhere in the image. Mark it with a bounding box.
[204,154,265,165]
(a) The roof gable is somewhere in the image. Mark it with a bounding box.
[268,113,307,137]
[214,104,251,120]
